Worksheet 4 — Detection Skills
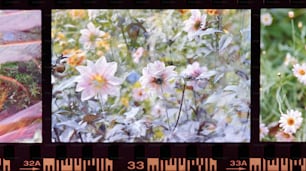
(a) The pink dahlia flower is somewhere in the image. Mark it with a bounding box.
[79,22,105,49]
[132,88,147,102]
[75,57,122,101]
[139,61,176,96]
[182,62,208,90]
[183,10,207,40]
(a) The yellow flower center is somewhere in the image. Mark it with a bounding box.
[264,17,269,22]
[287,117,295,126]
[193,20,202,31]
[92,74,106,88]
[298,69,305,75]
[89,33,96,42]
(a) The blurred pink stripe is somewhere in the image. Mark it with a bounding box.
[0,123,41,142]
[0,10,41,32]
[0,101,42,125]
[0,40,41,64]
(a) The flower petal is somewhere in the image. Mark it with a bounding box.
[81,88,96,101]
[76,78,92,92]
[190,10,201,19]
[87,22,95,31]
[108,76,122,85]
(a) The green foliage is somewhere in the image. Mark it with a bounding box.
[0,60,41,111]
[261,9,306,142]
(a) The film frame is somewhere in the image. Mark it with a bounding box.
[0,1,305,171]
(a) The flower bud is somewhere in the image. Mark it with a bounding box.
[288,11,294,19]
[298,21,303,29]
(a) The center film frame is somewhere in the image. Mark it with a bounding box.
[0,1,306,171]
[51,9,251,143]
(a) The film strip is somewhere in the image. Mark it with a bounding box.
[0,1,305,171]
[0,158,306,171]
[2,157,306,171]
[0,144,304,170]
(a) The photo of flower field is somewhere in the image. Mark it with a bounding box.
[260,9,306,142]
[52,9,250,142]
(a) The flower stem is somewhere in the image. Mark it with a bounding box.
[276,86,284,115]
[78,132,84,143]
[98,94,105,112]
[173,80,186,131]
[120,25,134,68]
[192,90,199,119]
[53,127,61,142]
[291,19,296,50]
[161,87,171,131]
[121,26,130,51]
